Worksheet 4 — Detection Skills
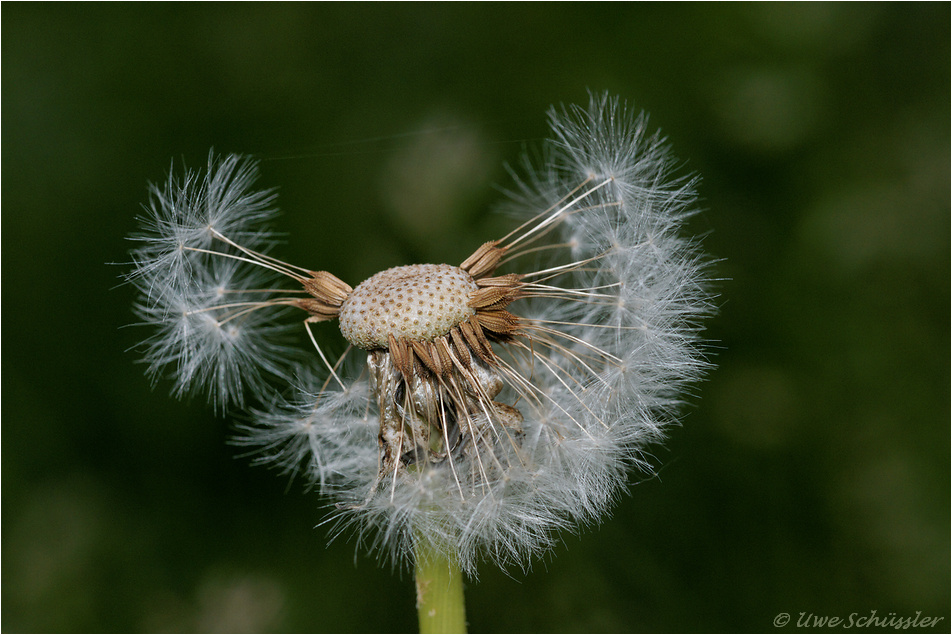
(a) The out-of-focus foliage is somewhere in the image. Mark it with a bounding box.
[3,4,948,632]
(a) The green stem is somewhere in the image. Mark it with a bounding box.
[414,541,467,634]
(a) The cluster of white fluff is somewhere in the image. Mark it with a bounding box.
[127,93,712,574]
[128,154,295,410]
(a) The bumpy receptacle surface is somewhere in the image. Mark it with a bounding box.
[339,264,478,349]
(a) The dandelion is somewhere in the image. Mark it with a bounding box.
[127,93,713,631]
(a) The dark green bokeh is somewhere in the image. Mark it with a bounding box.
[3,4,948,632]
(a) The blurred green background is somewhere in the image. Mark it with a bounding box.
[3,4,949,633]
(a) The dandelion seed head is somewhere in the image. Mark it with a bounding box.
[126,92,714,575]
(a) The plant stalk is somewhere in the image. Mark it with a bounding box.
[414,541,467,634]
